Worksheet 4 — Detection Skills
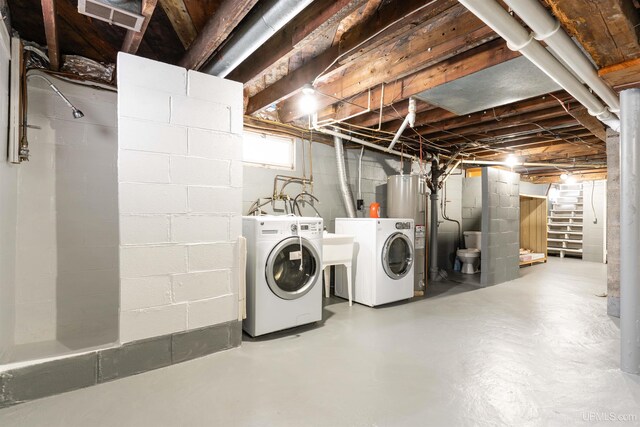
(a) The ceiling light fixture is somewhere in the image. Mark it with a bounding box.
[299,83,317,116]
[505,154,519,168]
[560,173,569,181]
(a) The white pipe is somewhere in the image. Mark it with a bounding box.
[504,0,620,113]
[458,0,620,132]
[388,98,416,151]
[314,126,416,160]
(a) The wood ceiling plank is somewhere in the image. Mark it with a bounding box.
[418,106,570,141]
[381,93,569,135]
[179,0,258,70]
[434,116,579,147]
[122,0,158,54]
[159,0,197,49]
[280,39,520,124]
[545,0,640,67]
[183,0,222,32]
[599,57,640,87]
[246,0,457,115]
[40,0,60,70]
[228,0,367,84]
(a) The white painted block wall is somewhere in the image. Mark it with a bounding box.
[13,74,119,350]
[0,26,16,360]
[117,53,243,343]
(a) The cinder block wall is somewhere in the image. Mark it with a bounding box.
[606,129,620,317]
[117,54,242,343]
[481,167,520,286]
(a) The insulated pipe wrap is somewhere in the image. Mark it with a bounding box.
[203,0,314,77]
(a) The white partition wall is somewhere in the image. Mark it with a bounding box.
[117,53,243,343]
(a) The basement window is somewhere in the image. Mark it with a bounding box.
[243,131,295,170]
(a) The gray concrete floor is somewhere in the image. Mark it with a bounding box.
[1,258,639,426]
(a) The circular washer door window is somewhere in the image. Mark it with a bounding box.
[382,232,414,279]
[266,236,320,300]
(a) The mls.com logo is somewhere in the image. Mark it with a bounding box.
[582,411,638,422]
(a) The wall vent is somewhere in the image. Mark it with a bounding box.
[78,0,144,32]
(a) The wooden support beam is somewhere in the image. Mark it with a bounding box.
[545,0,640,68]
[40,0,60,70]
[599,57,640,88]
[228,0,366,84]
[246,0,458,115]
[179,0,258,70]
[122,0,158,54]
[566,105,606,142]
[159,0,197,49]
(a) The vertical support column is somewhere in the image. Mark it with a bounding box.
[606,128,621,317]
[620,88,640,374]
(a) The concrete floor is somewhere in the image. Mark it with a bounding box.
[1,258,639,426]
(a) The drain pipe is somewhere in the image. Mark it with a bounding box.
[388,98,416,151]
[429,158,444,281]
[315,126,416,161]
[620,88,640,374]
[503,0,619,113]
[458,0,620,132]
[334,135,357,218]
[201,0,314,77]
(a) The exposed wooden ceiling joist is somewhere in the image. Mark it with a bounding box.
[40,0,60,70]
[159,0,198,49]
[246,0,458,115]
[121,0,158,54]
[228,0,367,85]
[178,0,258,70]
[282,39,519,124]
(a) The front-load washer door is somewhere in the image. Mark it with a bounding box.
[265,236,320,300]
[382,232,414,280]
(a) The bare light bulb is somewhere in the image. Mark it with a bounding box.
[560,173,569,181]
[299,84,317,115]
[505,154,519,168]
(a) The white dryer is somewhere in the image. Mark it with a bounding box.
[243,216,323,337]
[335,218,414,307]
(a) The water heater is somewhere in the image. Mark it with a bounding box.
[387,174,427,291]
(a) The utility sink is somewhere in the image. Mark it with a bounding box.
[322,232,354,265]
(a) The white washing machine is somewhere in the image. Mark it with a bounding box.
[243,216,323,337]
[335,218,414,307]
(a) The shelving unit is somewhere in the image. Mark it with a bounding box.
[547,183,583,258]
[520,194,547,266]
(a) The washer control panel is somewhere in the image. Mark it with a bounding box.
[395,221,412,230]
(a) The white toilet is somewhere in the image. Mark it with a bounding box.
[457,231,481,274]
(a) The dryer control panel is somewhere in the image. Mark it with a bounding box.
[395,221,412,230]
